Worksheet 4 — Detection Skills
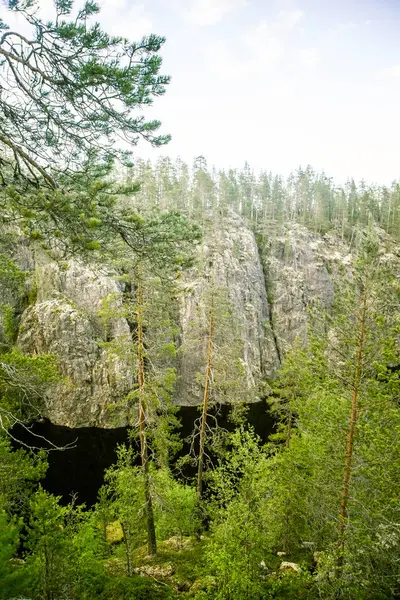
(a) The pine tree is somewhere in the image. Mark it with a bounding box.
[0,0,175,262]
[25,487,70,600]
[264,233,400,597]
[180,276,247,502]
[98,211,200,555]
[191,156,215,220]
[99,270,179,556]
[0,510,31,599]
[0,0,170,188]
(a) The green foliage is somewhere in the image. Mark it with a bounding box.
[0,253,26,295]
[266,570,316,599]
[128,157,400,240]
[0,1,170,189]
[1,160,155,258]
[66,512,110,600]
[99,271,183,458]
[205,499,269,600]
[263,239,400,597]
[0,252,27,347]
[0,304,17,346]
[204,428,272,600]
[103,443,147,547]
[25,487,71,598]
[102,444,198,557]
[0,1,191,263]
[100,575,175,600]
[183,281,248,409]
[125,210,201,273]
[0,13,399,591]
[268,340,310,447]
[0,510,32,599]
[0,347,59,426]
[154,469,198,542]
[24,487,110,600]
[0,436,47,513]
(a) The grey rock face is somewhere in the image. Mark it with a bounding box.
[14,215,280,423]
[17,258,134,428]
[177,213,280,405]
[258,223,399,357]
[11,220,397,428]
[259,224,338,356]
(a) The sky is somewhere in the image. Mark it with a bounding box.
[2,0,400,184]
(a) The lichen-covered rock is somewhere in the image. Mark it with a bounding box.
[259,223,336,356]
[259,223,399,358]
[279,561,301,573]
[35,254,122,314]
[10,220,399,428]
[17,258,134,428]
[177,213,280,405]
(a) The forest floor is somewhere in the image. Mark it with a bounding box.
[102,523,315,598]
[105,528,209,597]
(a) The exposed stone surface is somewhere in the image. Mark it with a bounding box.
[134,564,175,578]
[258,223,336,357]
[279,561,301,573]
[17,257,134,428]
[177,212,279,405]
[258,222,399,358]
[10,219,398,428]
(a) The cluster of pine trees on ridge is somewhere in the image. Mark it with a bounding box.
[124,156,400,241]
[0,1,399,599]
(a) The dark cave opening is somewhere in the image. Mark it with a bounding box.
[12,401,275,506]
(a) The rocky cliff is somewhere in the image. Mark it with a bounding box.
[7,217,398,428]
[17,256,134,428]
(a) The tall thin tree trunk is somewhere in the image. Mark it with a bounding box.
[387,200,391,234]
[43,540,52,600]
[197,298,214,502]
[137,272,157,555]
[121,521,133,576]
[285,396,294,449]
[338,282,367,550]
[342,205,346,240]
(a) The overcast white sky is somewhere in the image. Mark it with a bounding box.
[2,0,400,184]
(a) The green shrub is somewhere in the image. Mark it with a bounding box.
[101,575,176,600]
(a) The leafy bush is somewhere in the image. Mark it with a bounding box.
[100,575,176,600]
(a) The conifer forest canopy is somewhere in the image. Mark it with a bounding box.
[0,1,399,600]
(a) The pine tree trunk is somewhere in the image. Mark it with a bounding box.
[285,399,293,449]
[102,516,107,543]
[121,521,133,576]
[342,206,345,240]
[43,539,52,600]
[338,282,367,550]
[197,300,214,502]
[137,273,157,555]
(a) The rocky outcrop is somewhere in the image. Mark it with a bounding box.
[17,257,134,428]
[258,222,399,357]
[9,218,398,428]
[258,223,337,356]
[15,215,280,423]
[177,213,279,405]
